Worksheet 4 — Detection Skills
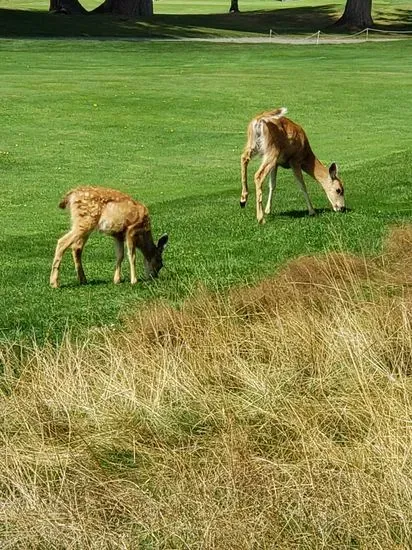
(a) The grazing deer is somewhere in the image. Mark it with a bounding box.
[50,186,168,288]
[240,108,345,224]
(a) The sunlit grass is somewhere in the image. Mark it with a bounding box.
[0,39,411,340]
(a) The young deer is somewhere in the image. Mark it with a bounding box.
[50,186,168,288]
[240,107,345,224]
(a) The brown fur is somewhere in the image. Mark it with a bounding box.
[50,186,168,288]
[240,108,345,223]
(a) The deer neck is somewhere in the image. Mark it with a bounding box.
[303,154,330,190]
[137,230,157,260]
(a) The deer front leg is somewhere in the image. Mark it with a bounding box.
[254,156,277,224]
[50,230,78,288]
[265,166,278,215]
[240,148,253,208]
[291,164,316,216]
[126,233,137,285]
[113,236,124,284]
[71,236,89,285]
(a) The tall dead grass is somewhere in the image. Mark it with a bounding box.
[2,226,412,549]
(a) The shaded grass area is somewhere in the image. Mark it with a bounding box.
[0,1,411,38]
[0,7,338,39]
[0,6,337,39]
[2,226,412,548]
[1,39,412,340]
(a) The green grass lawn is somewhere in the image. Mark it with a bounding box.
[0,0,411,38]
[1,39,412,341]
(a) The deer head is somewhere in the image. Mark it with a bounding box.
[144,233,169,278]
[325,163,345,212]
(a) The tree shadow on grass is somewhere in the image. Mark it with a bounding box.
[0,6,339,39]
[135,6,340,37]
[2,5,411,40]
[373,8,412,31]
[1,4,411,40]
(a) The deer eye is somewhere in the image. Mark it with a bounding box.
[336,188,343,196]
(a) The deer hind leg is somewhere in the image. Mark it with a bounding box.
[125,232,137,285]
[50,230,80,288]
[71,235,89,285]
[254,155,278,224]
[264,166,278,215]
[113,235,125,284]
[240,148,255,208]
[291,164,316,216]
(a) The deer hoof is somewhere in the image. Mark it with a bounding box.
[240,201,246,208]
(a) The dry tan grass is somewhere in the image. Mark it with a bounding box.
[2,226,412,549]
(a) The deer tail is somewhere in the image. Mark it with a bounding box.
[58,191,73,210]
[261,107,288,123]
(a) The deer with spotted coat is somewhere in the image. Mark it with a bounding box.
[240,108,345,224]
[50,186,168,288]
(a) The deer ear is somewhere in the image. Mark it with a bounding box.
[329,162,338,179]
[157,233,169,251]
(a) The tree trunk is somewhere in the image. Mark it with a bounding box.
[49,0,87,14]
[93,0,153,17]
[229,0,239,13]
[335,0,373,28]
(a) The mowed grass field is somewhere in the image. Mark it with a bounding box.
[1,39,412,340]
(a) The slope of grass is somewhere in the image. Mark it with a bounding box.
[0,0,411,38]
[2,226,412,548]
[1,39,412,340]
